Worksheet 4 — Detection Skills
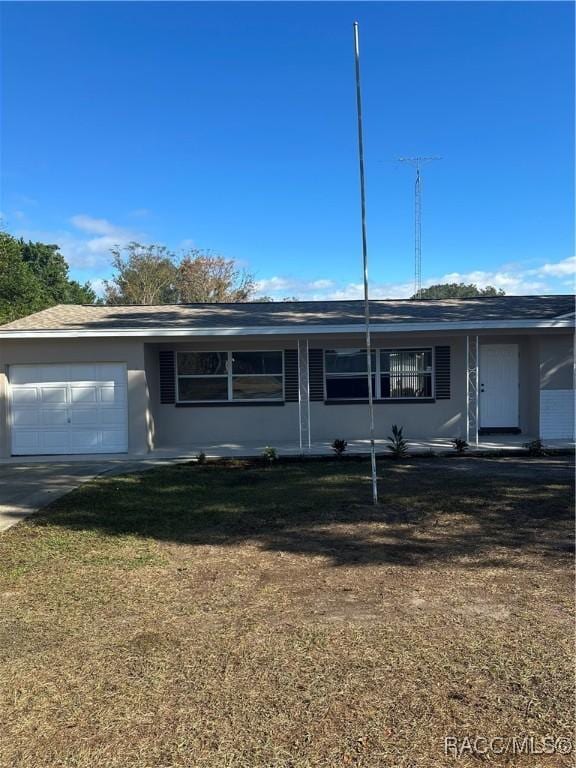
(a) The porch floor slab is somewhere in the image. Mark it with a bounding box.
[0,435,573,466]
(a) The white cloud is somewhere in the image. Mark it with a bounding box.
[85,235,129,254]
[255,276,294,293]
[88,278,107,297]
[13,214,144,273]
[254,256,575,301]
[70,214,133,239]
[534,256,575,278]
[432,268,546,296]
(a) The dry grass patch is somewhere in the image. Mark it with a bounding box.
[0,456,573,767]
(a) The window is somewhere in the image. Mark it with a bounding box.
[325,349,376,400]
[177,352,228,402]
[324,348,433,400]
[231,351,283,400]
[176,351,284,402]
[380,349,432,399]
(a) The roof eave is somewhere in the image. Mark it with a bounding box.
[0,318,573,339]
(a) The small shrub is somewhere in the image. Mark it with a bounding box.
[196,451,207,464]
[331,439,348,456]
[261,446,278,464]
[387,425,408,459]
[451,438,469,454]
[524,439,545,457]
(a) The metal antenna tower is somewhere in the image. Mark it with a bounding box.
[398,157,441,298]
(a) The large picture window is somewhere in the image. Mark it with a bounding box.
[324,348,433,401]
[325,349,376,400]
[177,351,284,402]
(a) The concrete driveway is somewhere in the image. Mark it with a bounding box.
[0,462,114,532]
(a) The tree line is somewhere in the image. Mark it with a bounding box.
[0,230,504,324]
[0,232,96,324]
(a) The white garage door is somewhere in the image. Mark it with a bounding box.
[10,363,128,455]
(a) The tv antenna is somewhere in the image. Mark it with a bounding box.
[398,156,441,298]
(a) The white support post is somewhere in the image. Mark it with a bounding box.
[297,339,311,453]
[466,336,470,444]
[467,335,479,446]
[475,335,479,446]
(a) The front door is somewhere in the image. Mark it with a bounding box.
[479,344,519,429]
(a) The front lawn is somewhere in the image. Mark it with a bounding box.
[0,456,573,767]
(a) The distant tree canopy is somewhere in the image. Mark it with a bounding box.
[103,243,258,304]
[104,244,178,305]
[177,251,255,303]
[412,283,505,300]
[256,295,300,303]
[0,232,96,324]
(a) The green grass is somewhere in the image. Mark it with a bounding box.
[0,456,573,767]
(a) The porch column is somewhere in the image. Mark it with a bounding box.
[297,338,311,453]
[466,335,479,446]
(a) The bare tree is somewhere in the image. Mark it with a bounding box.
[104,243,178,304]
[176,250,256,303]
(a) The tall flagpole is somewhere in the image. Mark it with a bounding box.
[353,21,378,505]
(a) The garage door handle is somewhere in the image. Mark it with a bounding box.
[67,418,71,423]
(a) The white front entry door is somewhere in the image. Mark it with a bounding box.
[10,363,128,455]
[479,344,519,428]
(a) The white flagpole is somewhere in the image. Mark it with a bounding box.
[353,21,378,505]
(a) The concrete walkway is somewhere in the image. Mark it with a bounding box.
[0,462,113,532]
[1,437,572,468]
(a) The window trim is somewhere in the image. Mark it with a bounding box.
[175,350,285,404]
[324,347,434,402]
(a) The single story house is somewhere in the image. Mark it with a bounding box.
[0,295,573,458]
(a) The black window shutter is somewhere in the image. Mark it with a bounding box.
[159,350,176,404]
[308,348,325,401]
[434,346,451,399]
[284,350,299,402]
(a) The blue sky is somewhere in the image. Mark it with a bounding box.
[1,1,574,299]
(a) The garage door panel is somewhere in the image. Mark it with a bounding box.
[70,431,100,451]
[12,388,38,404]
[10,364,128,456]
[70,385,98,403]
[41,387,68,404]
[70,364,99,381]
[42,409,69,426]
[12,408,41,426]
[41,365,70,383]
[43,431,71,452]
[69,408,99,426]
[10,366,41,385]
[12,431,40,453]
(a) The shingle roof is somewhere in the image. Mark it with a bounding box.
[0,295,573,332]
